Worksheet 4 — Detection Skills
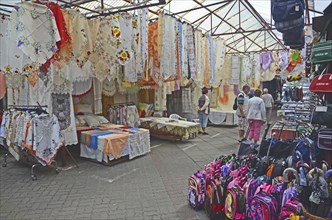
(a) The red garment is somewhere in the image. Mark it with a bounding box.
[42,2,70,72]
[0,73,6,100]
[48,2,69,48]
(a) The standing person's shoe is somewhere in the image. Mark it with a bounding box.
[203,132,209,135]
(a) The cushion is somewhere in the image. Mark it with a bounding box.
[85,115,100,127]
[76,115,87,126]
[96,116,109,124]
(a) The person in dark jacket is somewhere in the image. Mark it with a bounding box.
[198,87,210,135]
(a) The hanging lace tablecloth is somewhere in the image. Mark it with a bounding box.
[212,38,226,88]
[230,56,240,85]
[102,78,117,96]
[50,92,77,146]
[195,29,204,85]
[13,2,60,64]
[72,78,92,96]
[145,21,161,85]
[0,16,32,74]
[160,15,177,80]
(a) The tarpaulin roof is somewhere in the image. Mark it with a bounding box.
[0,0,330,54]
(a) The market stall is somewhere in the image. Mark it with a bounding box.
[78,126,150,165]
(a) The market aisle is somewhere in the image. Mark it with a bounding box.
[0,125,240,220]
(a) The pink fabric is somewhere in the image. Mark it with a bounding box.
[0,74,6,100]
[248,119,263,142]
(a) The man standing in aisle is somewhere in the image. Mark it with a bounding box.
[261,88,274,124]
[198,87,210,135]
[237,84,250,141]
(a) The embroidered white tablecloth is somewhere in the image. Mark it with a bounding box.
[208,109,238,125]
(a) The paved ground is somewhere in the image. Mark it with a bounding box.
[0,125,248,220]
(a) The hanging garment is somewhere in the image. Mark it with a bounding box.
[13,2,61,64]
[260,51,274,72]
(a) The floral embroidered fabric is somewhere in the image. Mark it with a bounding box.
[13,2,61,64]
[32,114,63,165]
[212,38,226,88]
[147,21,162,84]
[41,2,71,72]
[0,16,32,75]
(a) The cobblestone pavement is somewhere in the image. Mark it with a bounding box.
[0,125,243,220]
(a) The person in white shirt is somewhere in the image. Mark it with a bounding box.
[261,88,274,123]
[236,84,250,140]
[247,89,266,144]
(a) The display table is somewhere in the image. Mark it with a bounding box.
[139,117,200,140]
[208,109,238,125]
[77,126,150,165]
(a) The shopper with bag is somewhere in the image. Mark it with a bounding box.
[247,89,266,144]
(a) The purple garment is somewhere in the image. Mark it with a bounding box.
[198,95,206,108]
[260,51,274,72]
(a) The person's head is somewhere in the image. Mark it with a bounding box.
[254,89,262,97]
[263,88,268,94]
[202,87,208,94]
[250,88,255,94]
[242,85,250,94]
